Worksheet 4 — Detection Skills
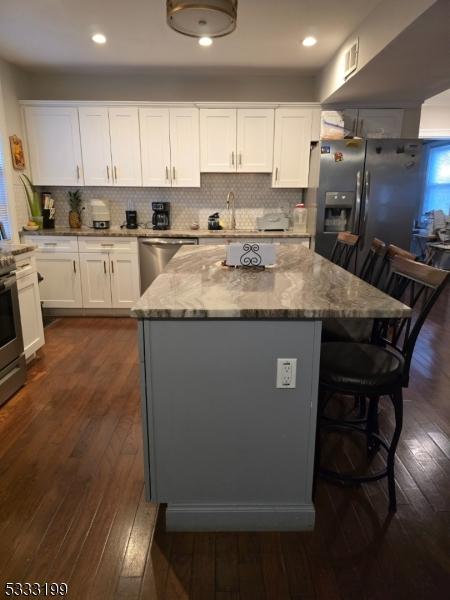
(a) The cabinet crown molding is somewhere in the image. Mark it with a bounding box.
[20,100,321,110]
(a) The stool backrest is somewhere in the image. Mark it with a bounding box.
[330,232,360,271]
[374,243,416,289]
[359,238,386,284]
[374,256,449,384]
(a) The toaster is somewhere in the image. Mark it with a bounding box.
[256,213,290,231]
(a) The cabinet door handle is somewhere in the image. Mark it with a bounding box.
[76,165,80,180]
[73,260,76,274]
[172,166,176,180]
[111,260,114,274]
[231,151,235,166]
[114,166,118,182]
[275,167,279,182]
[106,165,110,181]
[238,153,242,166]
[103,260,107,274]
[165,166,169,181]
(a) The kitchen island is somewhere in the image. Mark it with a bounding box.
[132,244,410,531]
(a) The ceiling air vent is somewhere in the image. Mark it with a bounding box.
[344,38,359,79]
[167,0,238,38]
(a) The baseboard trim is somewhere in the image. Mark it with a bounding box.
[165,503,315,531]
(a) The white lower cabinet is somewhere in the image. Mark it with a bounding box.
[80,252,140,309]
[35,252,83,308]
[80,253,112,308]
[16,258,45,359]
[79,239,140,309]
[110,253,140,308]
[22,235,140,311]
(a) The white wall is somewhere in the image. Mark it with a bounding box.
[319,0,436,104]
[25,68,317,103]
[420,90,450,138]
[0,58,32,238]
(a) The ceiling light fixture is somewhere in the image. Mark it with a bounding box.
[167,1,237,39]
[302,36,317,47]
[199,36,213,47]
[92,33,107,44]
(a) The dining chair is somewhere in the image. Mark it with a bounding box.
[330,232,360,272]
[317,257,449,511]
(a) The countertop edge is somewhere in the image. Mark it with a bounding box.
[21,228,312,239]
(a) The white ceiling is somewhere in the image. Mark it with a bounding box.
[0,0,383,72]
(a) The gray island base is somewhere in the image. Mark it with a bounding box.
[132,245,410,531]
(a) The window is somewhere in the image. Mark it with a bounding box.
[0,128,11,238]
[424,144,450,215]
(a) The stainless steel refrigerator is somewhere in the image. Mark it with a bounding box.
[314,139,425,266]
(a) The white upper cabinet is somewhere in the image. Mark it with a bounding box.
[78,107,113,186]
[24,106,83,186]
[272,108,312,188]
[169,108,200,187]
[200,109,236,172]
[139,108,172,187]
[200,108,274,173]
[357,109,403,138]
[109,107,142,186]
[237,109,274,172]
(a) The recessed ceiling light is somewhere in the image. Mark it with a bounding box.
[302,36,317,47]
[199,36,213,47]
[92,33,107,44]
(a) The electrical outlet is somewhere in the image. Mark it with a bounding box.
[276,358,297,389]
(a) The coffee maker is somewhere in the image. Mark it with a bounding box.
[125,210,138,229]
[152,202,170,230]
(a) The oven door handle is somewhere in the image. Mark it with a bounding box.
[0,274,16,292]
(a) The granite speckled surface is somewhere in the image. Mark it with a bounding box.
[131,244,411,320]
[0,252,16,270]
[22,227,311,239]
[0,241,36,262]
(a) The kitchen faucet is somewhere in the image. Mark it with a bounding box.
[226,191,236,230]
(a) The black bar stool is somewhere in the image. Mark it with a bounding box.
[359,238,386,284]
[373,243,416,289]
[317,257,449,511]
[330,232,360,272]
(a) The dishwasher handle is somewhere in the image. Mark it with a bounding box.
[140,238,198,245]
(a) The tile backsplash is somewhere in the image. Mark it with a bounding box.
[28,174,303,230]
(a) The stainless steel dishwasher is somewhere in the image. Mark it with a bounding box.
[139,237,198,293]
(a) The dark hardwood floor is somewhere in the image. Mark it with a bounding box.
[0,290,449,599]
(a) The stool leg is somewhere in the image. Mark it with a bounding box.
[358,395,367,419]
[387,388,403,512]
[367,396,380,455]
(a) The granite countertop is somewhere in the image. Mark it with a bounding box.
[131,244,411,320]
[0,241,36,257]
[21,226,311,239]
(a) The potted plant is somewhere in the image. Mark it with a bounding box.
[20,174,42,228]
[68,189,83,229]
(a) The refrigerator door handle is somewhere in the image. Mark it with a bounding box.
[354,170,362,233]
[361,170,370,241]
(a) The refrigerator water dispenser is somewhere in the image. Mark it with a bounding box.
[324,192,355,233]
